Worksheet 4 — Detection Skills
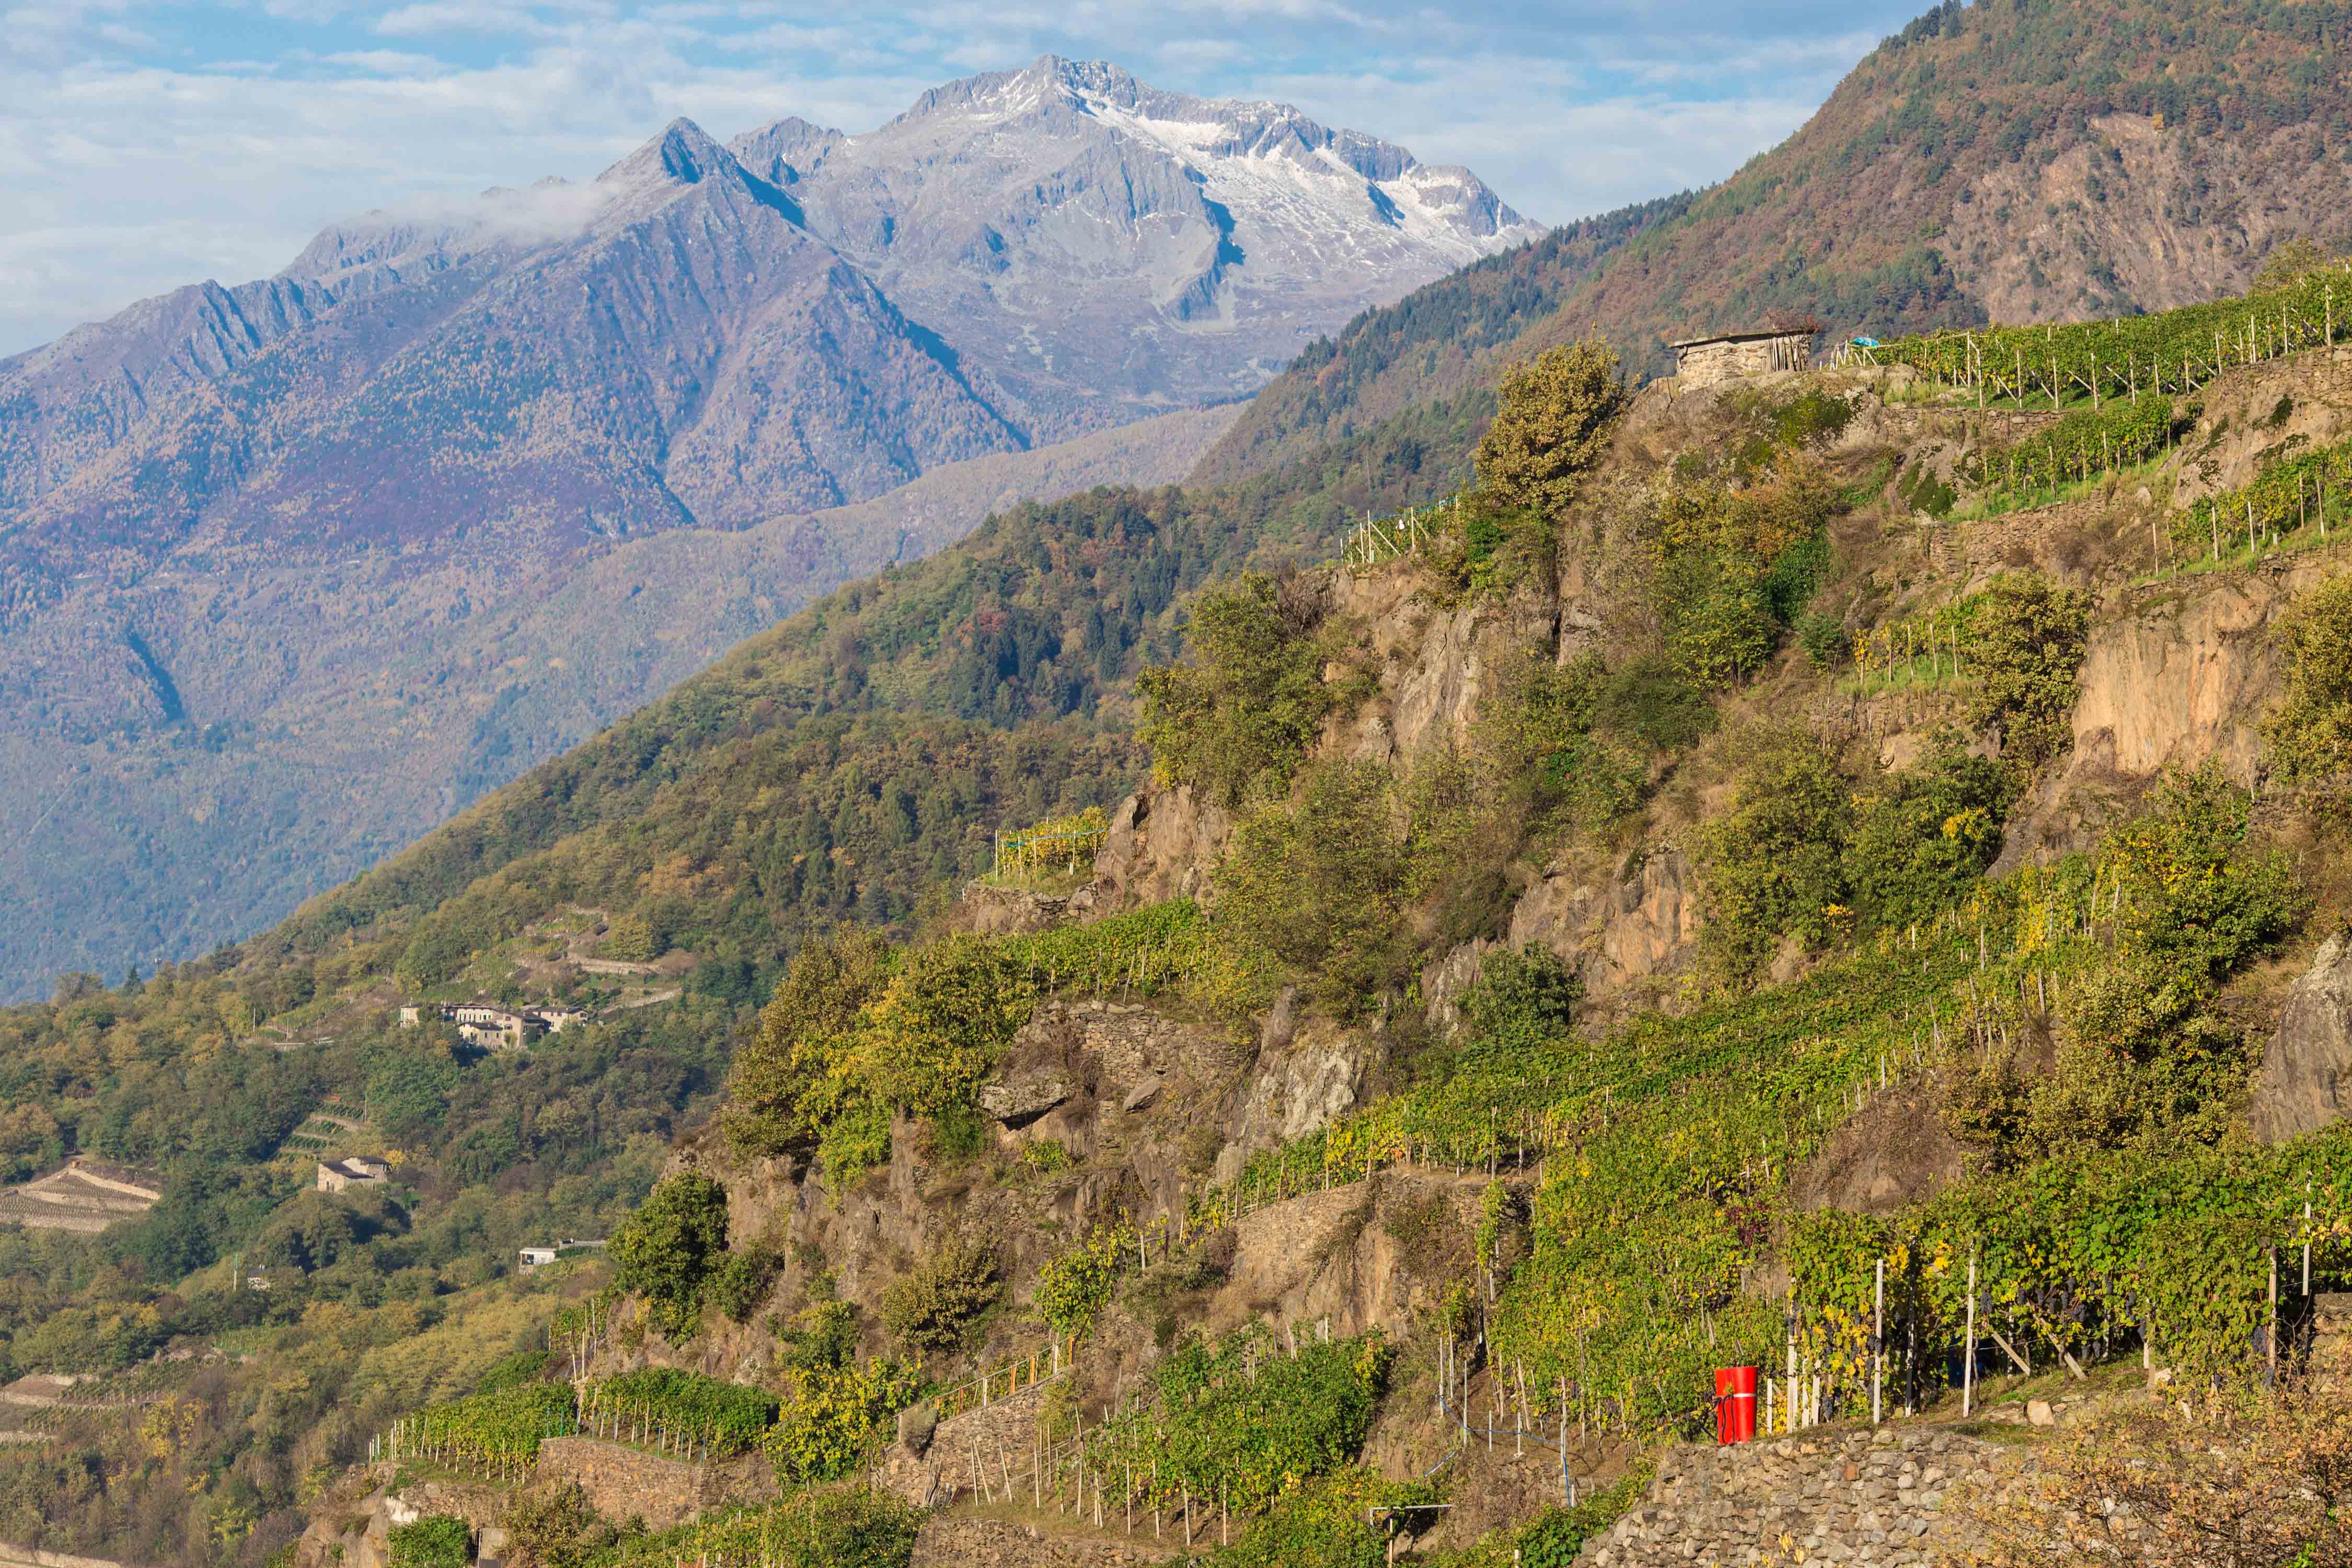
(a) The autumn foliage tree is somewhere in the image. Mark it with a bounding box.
[1473,340,1630,516]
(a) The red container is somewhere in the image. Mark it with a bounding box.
[1714,1366,1758,1445]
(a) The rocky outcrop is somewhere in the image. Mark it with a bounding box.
[1505,846,1704,1004]
[979,1069,1075,1127]
[1320,568,1561,768]
[1077,787,1231,915]
[2251,931,2352,1144]
[2068,577,2280,784]
[1997,571,2291,873]
[951,883,1072,937]
[1214,1015,1370,1182]
[1788,1083,1969,1216]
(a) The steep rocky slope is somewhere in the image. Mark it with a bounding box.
[17,284,2352,1566]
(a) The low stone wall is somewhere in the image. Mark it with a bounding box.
[909,1516,1178,1567]
[879,1384,1054,1507]
[1576,1425,2031,1567]
[534,1437,711,1530]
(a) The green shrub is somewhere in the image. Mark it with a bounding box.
[764,1358,923,1483]
[1035,1224,1132,1340]
[2101,763,2304,994]
[1138,573,1354,807]
[774,1295,860,1375]
[1472,340,1630,516]
[878,1237,999,1355]
[1698,730,1853,974]
[1966,574,2091,768]
[725,929,893,1158]
[599,913,661,963]
[499,1483,616,1568]
[1213,760,1408,1011]
[2262,572,2352,783]
[609,1172,730,1339]
[1018,1139,1071,1178]
[1459,947,1581,1045]
[709,1242,780,1323]
[1795,611,1849,668]
[388,1516,471,1568]
[854,936,1032,1117]
[1841,737,2013,930]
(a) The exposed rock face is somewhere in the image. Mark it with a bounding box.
[1077,786,1232,914]
[979,1070,1075,1127]
[1997,569,2293,874]
[1506,846,1705,1002]
[2252,932,2352,1144]
[950,883,1071,937]
[1789,1084,1970,1215]
[1321,568,1562,766]
[1214,1016,1369,1182]
[2068,577,2280,784]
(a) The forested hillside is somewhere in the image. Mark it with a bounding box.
[1199,0,2352,485]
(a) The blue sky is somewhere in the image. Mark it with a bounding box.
[0,0,1934,356]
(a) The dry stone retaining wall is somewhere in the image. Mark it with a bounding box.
[1576,1426,2033,1567]
[533,1437,712,1530]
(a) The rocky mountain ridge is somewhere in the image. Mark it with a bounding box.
[0,60,1528,999]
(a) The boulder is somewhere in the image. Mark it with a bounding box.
[1120,1074,1163,1114]
[977,1071,1070,1127]
[2251,932,2352,1144]
[896,1402,937,1456]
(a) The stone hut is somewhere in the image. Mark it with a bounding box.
[1670,329,1815,387]
[317,1156,390,1193]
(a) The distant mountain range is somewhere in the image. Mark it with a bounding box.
[0,58,1537,999]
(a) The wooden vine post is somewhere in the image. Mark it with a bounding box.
[1962,1249,1977,1419]
[1872,1258,1885,1426]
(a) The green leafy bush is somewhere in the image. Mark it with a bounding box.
[609,1171,730,1339]
[724,929,893,1159]
[1459,947,1582,1045]
[1138,573,1355,807]
[1966,574,2091,768]
[764,1358,923,1483]
[1841,737,2013,930]
[388,1515,471,1568]
[1214,759,1408,1011]
[1795,611,1849,668]
[2263,571,2352,784]
[2100,763,2304,995]
[1472,340,1630,516]
[1035,1224,1133,1340]
[1698,730,1854,973]
[878,1237,999,1355]
[709,1242,780,1323]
